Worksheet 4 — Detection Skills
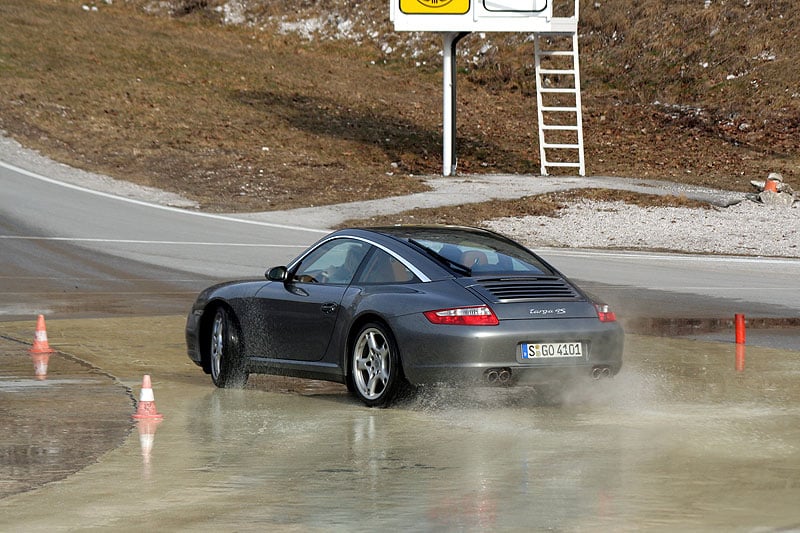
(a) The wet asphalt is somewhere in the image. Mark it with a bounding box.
[0,335,132,498]
[1,316,799,530]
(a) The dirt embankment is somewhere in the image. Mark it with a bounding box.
[0,0,797,217]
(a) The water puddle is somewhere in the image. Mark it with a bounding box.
[1,324,799,530]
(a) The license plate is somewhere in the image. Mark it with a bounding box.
[521,342,583,359]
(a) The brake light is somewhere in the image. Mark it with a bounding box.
[424,305,499,326]
[594,304,617,323]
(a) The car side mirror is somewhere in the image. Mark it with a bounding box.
[266,266,288,282]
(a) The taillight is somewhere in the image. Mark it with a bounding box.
[594,304,617,323]
[424,305,499,326]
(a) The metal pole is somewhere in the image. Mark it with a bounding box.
[442,32,469,176]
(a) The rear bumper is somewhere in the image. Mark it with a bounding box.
[403,361,622,386]
[393,315,624,385]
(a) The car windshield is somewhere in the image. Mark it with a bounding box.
[376,227,553,276]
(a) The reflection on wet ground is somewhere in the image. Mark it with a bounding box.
[626,317,800,351]
[0,318,799,530]
[0,336,132,498]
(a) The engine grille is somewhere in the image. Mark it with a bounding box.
[473,277,581,302]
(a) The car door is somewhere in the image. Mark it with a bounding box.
[255,238,370,362]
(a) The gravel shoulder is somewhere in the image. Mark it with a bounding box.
[487,198,800,259]
[210,173,800,259]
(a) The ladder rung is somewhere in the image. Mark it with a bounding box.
[536,50,575,57]
[543,143,581,149]
[538,69,576,75]
[541,106,578,112]
[539,87,578,94]
[543,162,582,168]
[547,18,578,33]
[542,124,579,131]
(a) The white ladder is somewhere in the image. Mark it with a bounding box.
[534,29,585,176]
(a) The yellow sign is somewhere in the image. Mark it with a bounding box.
[400,0,469,15]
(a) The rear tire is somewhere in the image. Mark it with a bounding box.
[350,323,406,407]
[209,307,248,388]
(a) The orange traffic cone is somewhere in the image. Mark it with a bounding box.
[30,314,54,354]
[30,314,54,379]
[132,375,164,420]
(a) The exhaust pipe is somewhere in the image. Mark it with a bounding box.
[484,368,511,385]
[591,366,612,379]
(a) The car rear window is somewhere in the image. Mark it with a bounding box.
[377,227,553,276]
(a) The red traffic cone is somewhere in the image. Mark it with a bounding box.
[30,315,54,379]
[132,375,164,420]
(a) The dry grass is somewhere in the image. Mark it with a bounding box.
[0,0,798,219]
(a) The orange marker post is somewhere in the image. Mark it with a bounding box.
[734,314,746,345]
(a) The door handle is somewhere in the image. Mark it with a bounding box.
[321,302,338,314]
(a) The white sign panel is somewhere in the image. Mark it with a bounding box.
[481,0,547,13]
[390,0,564,32]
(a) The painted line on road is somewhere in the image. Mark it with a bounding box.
[0,235,308,248]
[0,275,208,281]
[0,160,329,235]
[1,291,205,295]
[537,248,800,265]
[5,235,795,262]
[578,286,791,291]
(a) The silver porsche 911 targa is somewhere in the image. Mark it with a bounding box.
[186,226,623,406]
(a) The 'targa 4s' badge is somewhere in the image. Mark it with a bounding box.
[529,308,567,315]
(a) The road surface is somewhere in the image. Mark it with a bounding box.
[4,159,800,329]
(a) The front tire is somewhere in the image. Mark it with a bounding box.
[209,307,248,388]
[350,323,405,407]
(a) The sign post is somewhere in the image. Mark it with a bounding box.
[390,0,584,176]
[443,32,468,176]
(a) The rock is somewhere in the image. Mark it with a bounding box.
[758,190,796,208]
